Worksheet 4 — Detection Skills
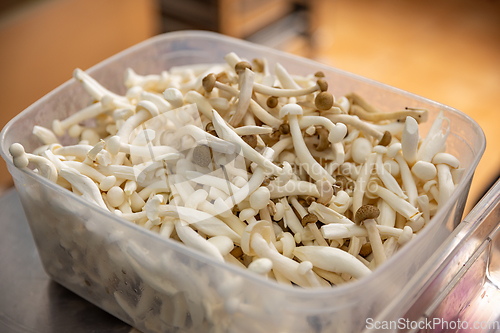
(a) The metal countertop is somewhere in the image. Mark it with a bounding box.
[0,188,134,333]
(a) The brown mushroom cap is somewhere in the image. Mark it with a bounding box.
[359,242,372,257]
[252,58,265,73]
[354,205,380,225]
[315,91,334,111]
[235,61,252,74]
[316,179,334,204]
[267,96,279,108]
[314,127,330,151]
[378,131,392,146]
[335,175,353,191]
[205,122,215,132]
[242,135,258,149]
[279,123,290,135]
[202,73,216,93]
[301,213,319,226]
[314,71,325,78]
[193,144,212,167]
[216,72,232,84]
[317,79,328,92]
[305,196,316,205]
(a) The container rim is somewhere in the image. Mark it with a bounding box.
[0,30,486,297]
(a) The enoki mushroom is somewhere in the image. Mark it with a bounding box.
[10,53,462,288]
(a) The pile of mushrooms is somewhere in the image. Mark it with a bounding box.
[10,52,463,288]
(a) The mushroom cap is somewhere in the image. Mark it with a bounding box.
[354,205,380,224]
[192,144,212,167]
[252,58,265,73]
[241,134,257,149]
[248,257,273,275]
[317,79,328,92]
[301,213,319,226]
[279,123,290,135]
[267,96,279,108]
[235,61,252,74]
[9,143,25,158]
[241,221,272,256]
[106,135,122,155]
[315,92,334,111]
[378,131,392,146]
[202,73,216,93]
[279,103,303,119]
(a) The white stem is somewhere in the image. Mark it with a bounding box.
[174,220,224,262]
[352,152,377,213]
[289,115,335,183]
[375,153,407,199]
[437,164,454,208]
[401,116,419,165]
[395,153,418,207]
[364,219,386,267]
[293,246,371,279]
[370,185,421,222]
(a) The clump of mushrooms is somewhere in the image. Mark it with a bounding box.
[10,52,462,288]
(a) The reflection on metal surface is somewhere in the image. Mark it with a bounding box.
[0,189,133,333]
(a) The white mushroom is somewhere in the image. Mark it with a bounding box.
[33,126,59,145]
[9,143,58,182]
[59,167,108,209]
[401,116,419,165]
[354,205,386,267]
[367,183,421,222]
[279,104,335,183]
[293,246,371,279]
[174,219,224,262]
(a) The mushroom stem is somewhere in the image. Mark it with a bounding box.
[10,144,58,182]
[274,63,301,89]
[212,110,281,175]
[375,151,407,199]
[174,219,224,262]
[52,101,114,136]
[209,79,282,127]
[363,219,386,267]
[73,69,128,103]
[352,152,377,213]
[325,114,383,140]
[33,126,60,145]
[59,168,108,210]
[350,105,428,123]
[368,184,421,222]
[298,116,347,144]
[282,104,335,183]
[252,81,321,97]
[437,163,454,208]
[250,233,322,287]
[395,153,418,207]
[401,116,419,165]
[229,68,254,126]
[293,246,371,279]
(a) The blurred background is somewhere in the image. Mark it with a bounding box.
[0,0,499,212]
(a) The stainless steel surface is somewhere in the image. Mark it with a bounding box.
[0,188,133,333]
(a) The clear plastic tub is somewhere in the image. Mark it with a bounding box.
[0,31,486,333]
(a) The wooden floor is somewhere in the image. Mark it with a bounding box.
[314,0,500,212]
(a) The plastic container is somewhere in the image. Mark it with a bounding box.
[0,31,486,333]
